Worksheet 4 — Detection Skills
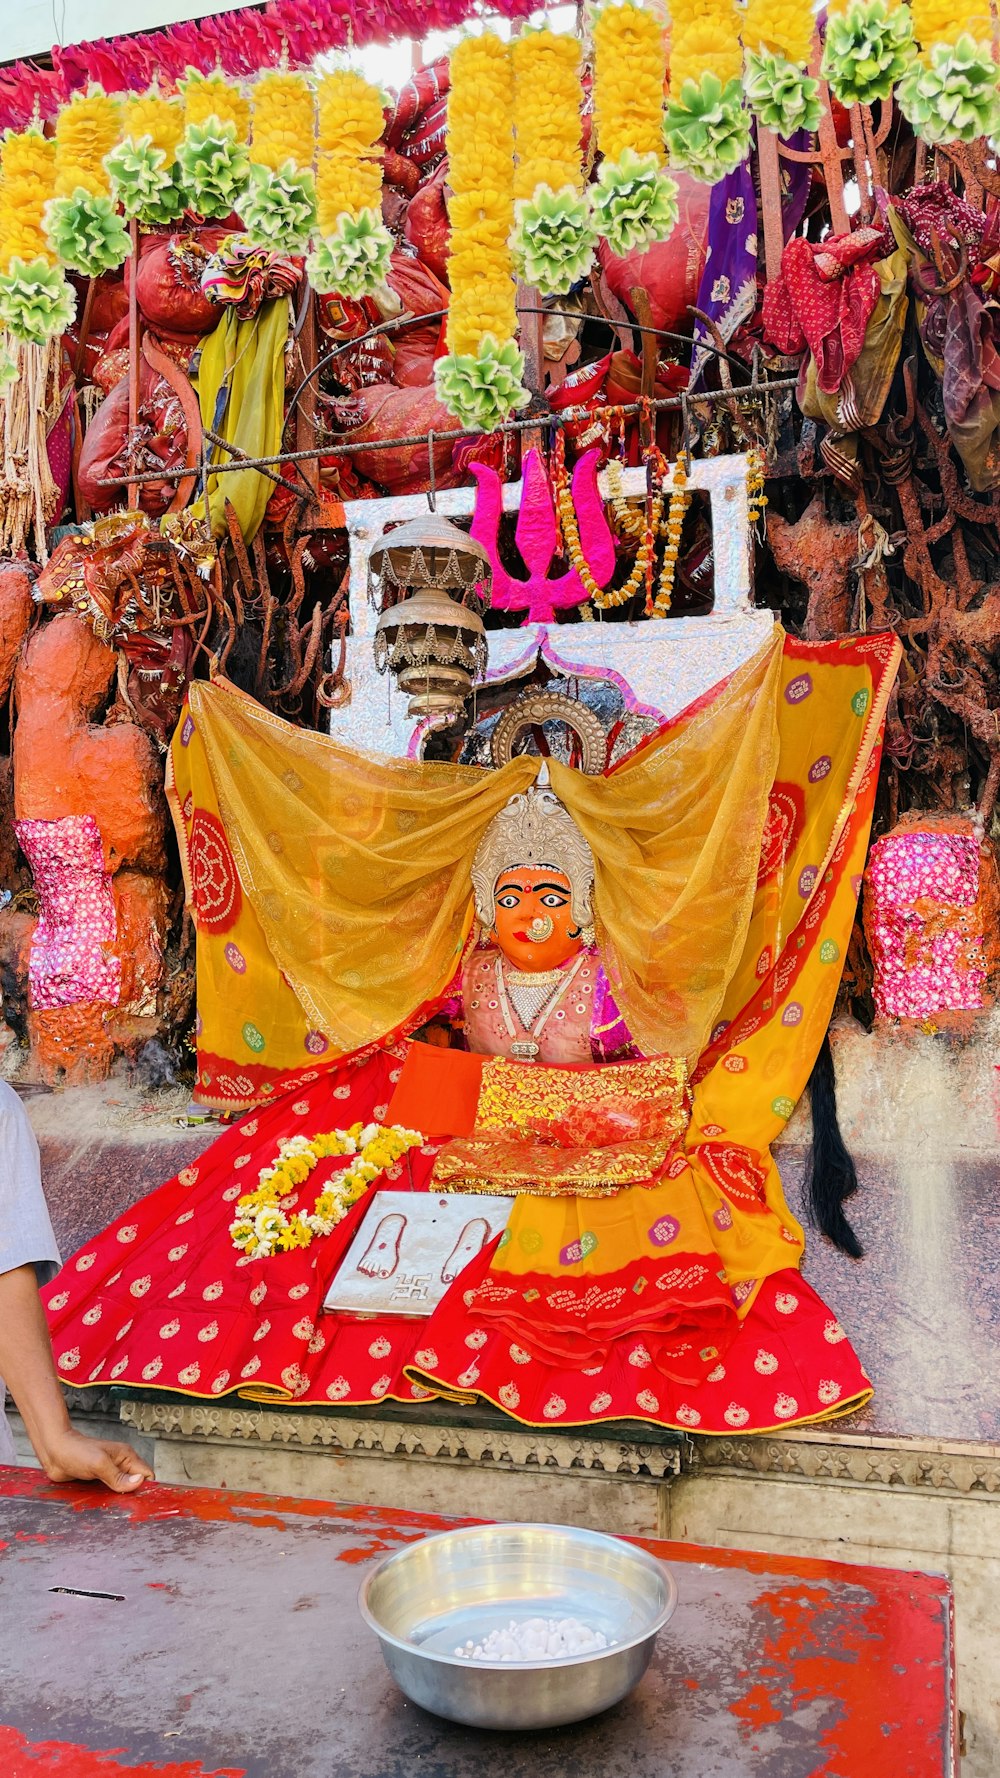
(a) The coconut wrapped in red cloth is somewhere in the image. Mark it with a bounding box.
[331,384,464,495]
[78,358,189,518]
[386,251,449,387]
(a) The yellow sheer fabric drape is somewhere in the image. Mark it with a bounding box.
[184,679,538,1054]
[175,632,782,1078]
[551,630,783,1064]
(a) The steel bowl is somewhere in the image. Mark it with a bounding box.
[358,1521,678,1731]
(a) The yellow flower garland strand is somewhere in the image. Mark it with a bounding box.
[181,69,250,139]
[307,70,391,298]
[0,130,75,348]
[590,2,678,254]
[122,92,184,161]
[242,69,317,249]
[230,1122,424,1260]
[0,131,57,269]
[509,29,594,296]
[435,31,528,432]
[53,88,122,198]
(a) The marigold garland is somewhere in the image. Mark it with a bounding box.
[242,70,317,250]
[53,88,122,199]
[176,70,252,219]
[742,0,821,137]
[108,89,186,226]
[897,0,1000,142]
[591,0,679,250]
[0,130,57,268]
[44,87,129,277]
[435,31,528,432]
[664,0,752,183]
[509,29,594,297]
[0,130,76,345]
[180,69,250,139]
[650,450,690,617]
[229,1122,424,1260]
[307,69,391,299]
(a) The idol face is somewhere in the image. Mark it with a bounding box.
[491,867,583,972]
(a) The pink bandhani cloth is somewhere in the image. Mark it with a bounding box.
[15,815,121,1010]
[762,227,890,395]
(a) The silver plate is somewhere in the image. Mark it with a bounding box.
[359,1521,678,1730]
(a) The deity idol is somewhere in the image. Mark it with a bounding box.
[44,631,900,1435]
[451,779,636,1065]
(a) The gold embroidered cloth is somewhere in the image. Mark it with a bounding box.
[432,1054,689,1197]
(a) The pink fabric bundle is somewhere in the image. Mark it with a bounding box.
[15,815,121,1011]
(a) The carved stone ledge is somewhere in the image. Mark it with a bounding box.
[687,1432,1000,1498]
[119,1400,683,1481]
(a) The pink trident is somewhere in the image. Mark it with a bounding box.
[469,447,617,623]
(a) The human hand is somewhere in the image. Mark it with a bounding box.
[38,1428,154,1493]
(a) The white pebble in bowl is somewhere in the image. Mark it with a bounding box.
[454,1617,616,1662]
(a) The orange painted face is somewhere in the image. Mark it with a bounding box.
[492,867,583,973]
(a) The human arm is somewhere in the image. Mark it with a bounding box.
[0,1263,153,1491]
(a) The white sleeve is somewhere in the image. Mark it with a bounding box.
[0,1084,61,1286]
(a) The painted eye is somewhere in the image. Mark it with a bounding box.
[496,893,520,908]
[540,893,568,907]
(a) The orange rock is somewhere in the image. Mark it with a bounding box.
[14,613,166,874]
[114,869,170,1015]
[28,1004,116,1086]
[0,563,34,703]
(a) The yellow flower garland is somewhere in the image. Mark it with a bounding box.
[741,0,816,64]
[230,1122,424,1260]
[0,131,58,269]
[509,29,594,296]
[669,4,743,93]
[122,92,184,161]
[590,2,678,254]
[53,89,122,199]
[592,0,665,160]
[315,70,385,231]
[0,130,75,347]
[241,69,317,249]
[445,32,517,357]
[251,70,315,171]
[181,69,250,139]
[307,69,390,299]
[435,31,528,432]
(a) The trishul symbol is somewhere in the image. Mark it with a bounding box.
[469,447,616,623]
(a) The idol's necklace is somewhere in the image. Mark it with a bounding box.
[495,953,587,1062]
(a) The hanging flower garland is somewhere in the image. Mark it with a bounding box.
[742,0,822,138]
[897,0,1000,144]
[106,89,186,228]
[175,69,251,220]
[242,71,317,251]
[307,70,392,299]
[664,0,752,184]
[650,449,690,616]
[820,0,914,108]
[509,29,594,298]
[435,31,529,434]
[590,0,678,254]
[229,1122,423,1260]
[44,88,130,278]
[0,129,75,348]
